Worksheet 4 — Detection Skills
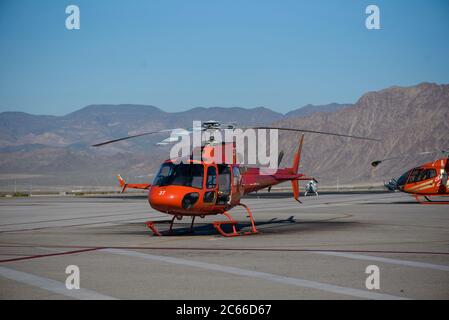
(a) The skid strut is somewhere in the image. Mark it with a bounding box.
[145,215,176,236]
[213,203,258,237]
[145,204,258,237]
[145,215,197,236]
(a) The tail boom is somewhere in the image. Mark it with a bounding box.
[116,174,151,193]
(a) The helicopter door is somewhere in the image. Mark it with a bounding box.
[217,164,231,205]
[203,165,218,204]
[232,166,243,199]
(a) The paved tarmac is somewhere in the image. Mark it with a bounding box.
[0,192,448,300]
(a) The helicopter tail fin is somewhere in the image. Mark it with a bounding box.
[291,134,304,174]
[117,174,127,193]
[291,135,304,202]
[291,179,300,202]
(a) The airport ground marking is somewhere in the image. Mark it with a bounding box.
[0,216,151,233]
[102,248,409,300]
[314,251,449,272]
[0,266,116,300]
[0,209,152,227]
[1,244,449,257]
[0,247,100,263]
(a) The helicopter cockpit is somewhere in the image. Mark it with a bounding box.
[152,163,204,189]
[152,161,234,208]
[395,168,438,191]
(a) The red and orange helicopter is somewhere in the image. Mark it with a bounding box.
[372,151,449,204]
[93,121,379,237]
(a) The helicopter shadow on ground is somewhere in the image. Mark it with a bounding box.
[359,201,420,205]
[99,215,361,237]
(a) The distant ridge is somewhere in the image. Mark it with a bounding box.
[0,82,448,187]
[275,82,449,184]
[285,103,352,118]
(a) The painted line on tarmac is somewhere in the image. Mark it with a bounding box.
[0,266,117,300]
[0,209,151,227]
[0,248,100,263]
[2,244,448,256]
[0,215,154,233]
[102,248,409,300]
[314,251,449,272]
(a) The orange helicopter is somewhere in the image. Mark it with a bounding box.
[93,121,379,237]
[372,151,449,204]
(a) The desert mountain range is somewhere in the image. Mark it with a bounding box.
[0,82,447,190]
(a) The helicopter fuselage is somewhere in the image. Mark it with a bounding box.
[397,158,448,196]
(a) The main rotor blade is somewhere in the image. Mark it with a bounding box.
[246,126,381,142]
[371,150,446,167]
[92,125,381,147]
[93,126,208,147]
[92,130,166,147]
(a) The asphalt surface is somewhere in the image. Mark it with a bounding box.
[0,192,448,300]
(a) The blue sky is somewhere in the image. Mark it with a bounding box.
[1,0,448,115]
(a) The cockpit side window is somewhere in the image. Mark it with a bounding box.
[216,165,231,205]
[232,166,241,186]
[407,169,422,183]
[426,169,437,180]
[206,166,217,189]
[218,165,231,193]
[417,170,428,182]
[407,168,437,183]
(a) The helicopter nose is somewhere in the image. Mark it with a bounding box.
[148,187,200,212]
[148,187,179,208]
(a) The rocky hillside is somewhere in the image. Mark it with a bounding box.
[276,82,449,185]
[0,83,447,189]
[0,103,338,188]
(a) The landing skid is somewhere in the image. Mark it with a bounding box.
[145,203,258,237]
[145,215,196,236]
[413,194,449,205]
[212,204,258,237]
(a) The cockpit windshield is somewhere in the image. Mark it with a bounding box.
[152,163,204,189]
[396,170,411,188]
